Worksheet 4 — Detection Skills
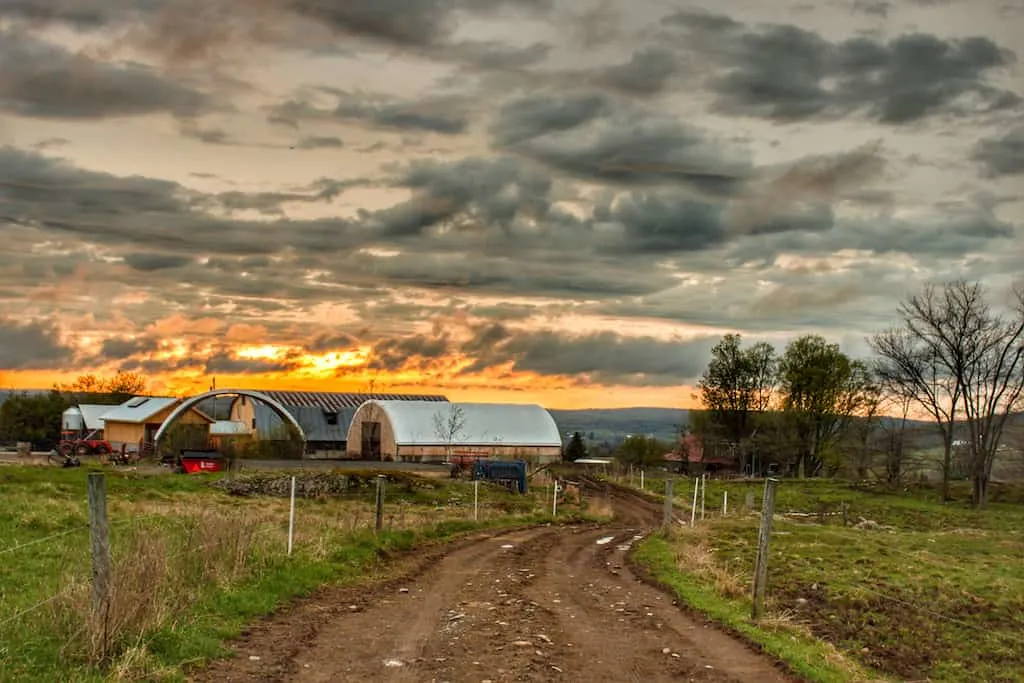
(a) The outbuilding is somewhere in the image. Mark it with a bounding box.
[345,400,563,464]
[101,396,213,454]
[224,390,449,458]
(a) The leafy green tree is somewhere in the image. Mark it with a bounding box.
[563,431,587,462]
[778,335,875,478]
[0,390,68,447]
[695,334,777,471]
[615,435,666,468]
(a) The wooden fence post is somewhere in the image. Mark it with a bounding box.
[375,475,385,533]
[751,477,779,620]
[663,479,674,529]
[700,473,707,520]
[87,473,111,619]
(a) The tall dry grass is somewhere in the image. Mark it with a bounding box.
[53,510,282,673]
[669,526,747,599]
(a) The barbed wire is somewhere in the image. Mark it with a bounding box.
[848,583,1024,647]
[0,585,75,630]
[0,525,89,557]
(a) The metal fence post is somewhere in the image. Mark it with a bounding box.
[287,475,296,555]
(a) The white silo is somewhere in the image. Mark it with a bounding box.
[62,406,85,433]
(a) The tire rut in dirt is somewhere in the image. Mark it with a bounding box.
[282,527,557,682]
[191,483,800,683]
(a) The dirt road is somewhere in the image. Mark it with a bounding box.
[193,485,796,683]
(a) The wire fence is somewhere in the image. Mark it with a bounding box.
[0,471,541,641]
[612,470,1024,669]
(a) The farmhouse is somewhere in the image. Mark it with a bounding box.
[224,391,449,458]
[345,400,563,463]
[100,397,213,453]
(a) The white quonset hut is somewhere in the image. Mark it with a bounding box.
[345,400,563,464]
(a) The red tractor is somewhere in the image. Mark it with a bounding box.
[59,430,114,457]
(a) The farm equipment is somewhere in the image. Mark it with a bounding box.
[472,459,528,495]
[171,449,224,474]
[58,431,113,457]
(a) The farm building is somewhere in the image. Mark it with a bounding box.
[224,391,449,458]
[100,396,213,453]
[71,404,114,434]
[345,400,563,463]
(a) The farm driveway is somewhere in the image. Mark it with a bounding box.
[191,486,796,683]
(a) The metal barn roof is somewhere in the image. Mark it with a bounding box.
[78,404,113,431]
[362,400,563,447]
[100,396,213,424]
[258,391,448,411]
[243,392,448,443]
[99,397,181,424]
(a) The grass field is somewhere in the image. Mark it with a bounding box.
[631,477,1024,683]
[0,465,580,682]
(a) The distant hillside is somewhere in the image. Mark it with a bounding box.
[549,407,688,447]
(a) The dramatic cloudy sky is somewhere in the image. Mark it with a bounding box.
[0,0,1022,408]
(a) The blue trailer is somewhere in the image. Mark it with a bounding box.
[472,459,528,494]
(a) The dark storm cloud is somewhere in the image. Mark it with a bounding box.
[0,317,74,369]
[490,93,752,195]
[851,0,890,17]
[376,155,557,236]
[596,47,680,96]
[287,0,552,48]
[973,126,1024,177]
[178,123,232,145]
[459,323,719,386]
[662,14,1020,123]
[489,93,610,146]
[267,92,472,135]
[0,146,377,257]
[122,252,193,271]
[343,250,678,298]
[204,352,302,374]
[94,336,163,362]
[305,333,359,353]
[0,0,129,27]
[334,92,472,135]
[368,333,452,371]
[295,135,343,149]
[0,31,213,120]
[435,40,552,70]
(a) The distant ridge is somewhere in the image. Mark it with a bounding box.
[549,407,687,445]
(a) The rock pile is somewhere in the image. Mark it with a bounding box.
[211,471,433,498]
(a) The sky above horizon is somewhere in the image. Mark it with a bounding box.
[0,0,1022,409]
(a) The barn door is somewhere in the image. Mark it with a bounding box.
[361,421,382,460]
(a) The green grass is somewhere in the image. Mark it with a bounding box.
[0,465,586,682]
[631,478,1024,683]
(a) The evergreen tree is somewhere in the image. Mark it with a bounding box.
[564,431,587,461]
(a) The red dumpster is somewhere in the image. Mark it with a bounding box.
[178,450,223,474]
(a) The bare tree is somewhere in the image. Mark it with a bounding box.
[842,382,884,480]
[873,281,1024,507]
[433,404,467,462]
[873,379,922,487]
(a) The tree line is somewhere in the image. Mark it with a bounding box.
[693,280,1024,508]
[0,372,148,448]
